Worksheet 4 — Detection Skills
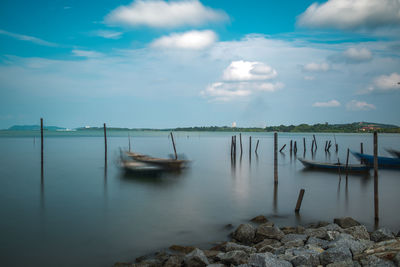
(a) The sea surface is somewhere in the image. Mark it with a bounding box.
[0,131,399,267]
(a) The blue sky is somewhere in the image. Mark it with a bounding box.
[0,0,400,129]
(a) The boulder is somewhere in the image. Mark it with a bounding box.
[225,242,256,253]
[250,215,269,224]
[248,252,292,267]
[205,264,224,267]
[327,233,371,255]
[216,250,249,265]
[306,237,329,249]
[284,247,321,266]
[163,255,183,267]
[169,245,196,254]
[326,260,361,267]
[203,250,219,261]
[344,225,370,240]
[319,246,352,265]
[333,217,361,229]
[254,239,282,251]
[281,234,308,244]
[394,252,400,266]
[233,224,256,245]
[255,224,285,242]
[359,255,396,267]
[322,223,344,232]
[280,226,297,235]
[306,221,330,228]
[184,248,209,267]
[370,228,395,242]
[304,228,327,239]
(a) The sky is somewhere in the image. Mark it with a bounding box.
[0,0,400,129]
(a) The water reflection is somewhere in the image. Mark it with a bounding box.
[273,184,278,214]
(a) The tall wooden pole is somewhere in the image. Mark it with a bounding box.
[249,136,252,158]
[255,140,259,154]
[295,189,305,212]
[313,134,317,151]
[40,118,44,180]
[170,132,178,160]
[303,138,306,153]
[345,148,350,181]
[103,123,107,162]
[374,132,379,221]
[274,132,278,185]
[239,133,243,155]
[128,132,131,152]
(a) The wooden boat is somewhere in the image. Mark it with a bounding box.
[352,152,400,169]
[298,158,370,172]
[125,151,188,171]
[121,159,164,175]
[386,149,400,158]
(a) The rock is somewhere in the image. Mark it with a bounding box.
[281,234,308,244]
[250,215,269,224]
[233,224,256,245]
[258,245,283,254]
[295,226,306,234]
[333,217,361,229]
[163,255,183,267]
[344,225,370,240]
[206,264,224,267]
[248,252,292,267]
[319,246,352,265]
[370,228,395,242]
[359,255,396,267]
[306,221,330,228]
[203,250,219,261]
[326,230,342,241]
[254,239,282,251]
[304,228,327,239]
[209,242,226,252]
[184,248,209,267]
[225,242,256,253]
[255,224,285,242]
[134,259,162,267]
[169,245,196,254]
[281,226,297,235]
[322,223,344,232]
[394,252,400,266]
[326,260,361,267]
[284,247,321,266]
[307,237,329,249]
[216,250,249,265]
[328,233,371,255]
[397,231,400,238]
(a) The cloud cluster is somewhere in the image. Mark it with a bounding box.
[303,62,330,72]
[312,100,341,107]
[346,100,376,111]
[330,47,373,64]
[0,29,57,47]
[201,60,283,101]
[105,0,227,28]
[72,49,103,58]
[95,30,123,39]
[151,30,217,50]
[364,72,400,93]
[298,0,400,30]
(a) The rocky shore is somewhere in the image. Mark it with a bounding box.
[114,216,400,267]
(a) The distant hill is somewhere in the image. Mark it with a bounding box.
[8,125,66,131]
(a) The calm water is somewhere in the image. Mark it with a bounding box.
[0,131,399,267]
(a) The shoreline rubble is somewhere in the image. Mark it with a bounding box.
[114,216,400,267]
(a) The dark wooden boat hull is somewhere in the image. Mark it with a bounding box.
[298,158,370,172]
[352,152,400,169]
[126,152,187,171]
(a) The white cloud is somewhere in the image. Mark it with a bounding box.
[303,62,330,72]
[201,60,282,101]
[0,29,58,47]
[95,30,123,39]
[298,0,400,30]
[151,30,217,50]
[222,60,277,81]
[363,72,400,93]
[344,47,372,62]
[304,76,315,80]
[72,49,103,58]
[105,0,227,28]
[346,100,376,110]
[312,99,341,107]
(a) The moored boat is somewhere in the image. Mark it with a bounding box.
[120,159,164,175]
[352,152,400,169]
[386,149,400,158]
[125,151,188,171]
[298,158,370,172]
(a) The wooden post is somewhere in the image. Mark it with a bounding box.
[311,139,314,152]
[249,136,252,157]
[336,144,338,152]
[295,189,305,212]
[294,141,297,154]
[313,134,317,151]
[324,140,328,152]
[234,135,237,158]
[170,132,178,160]
[231,136,233,158]
[279,144,286,152]
[40,118,44,175]
[240,133,243,155]
[274,132,278,185]
[303,138,306,153]
[255,140,260,154]
[374,132,379,221]
[360,142,364,164]
[290,140,293,154]
[128,132,131,152]
[103,123,107,162]
[345,148,350,180]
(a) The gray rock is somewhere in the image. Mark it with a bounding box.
[333,217,361,229]
[216,250,249,265]
[326,230,342,241]
[184,248,210,267]
[254,239,282,251]
[370,228,395,242]
[255,224,285,242]
[359,255,396,267]
[134,259,162,267]
[257,245,283,254]
[319,246,352,265]
[326,260,361,267]
[281,234,308,244]
[344,225,370,240]
[307,236,329,249]
[328,233,370,255]
[283,240,305,249]
[322,223,345,232]
[205,265,224,267]
[163,255,183,267]
[248,252,292,267]
[394,252,400,266]
[225,242,256,253]
[233,224,256,245]
[284,247,321,266]
[304,228,327,239]
[306,221,330,228]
